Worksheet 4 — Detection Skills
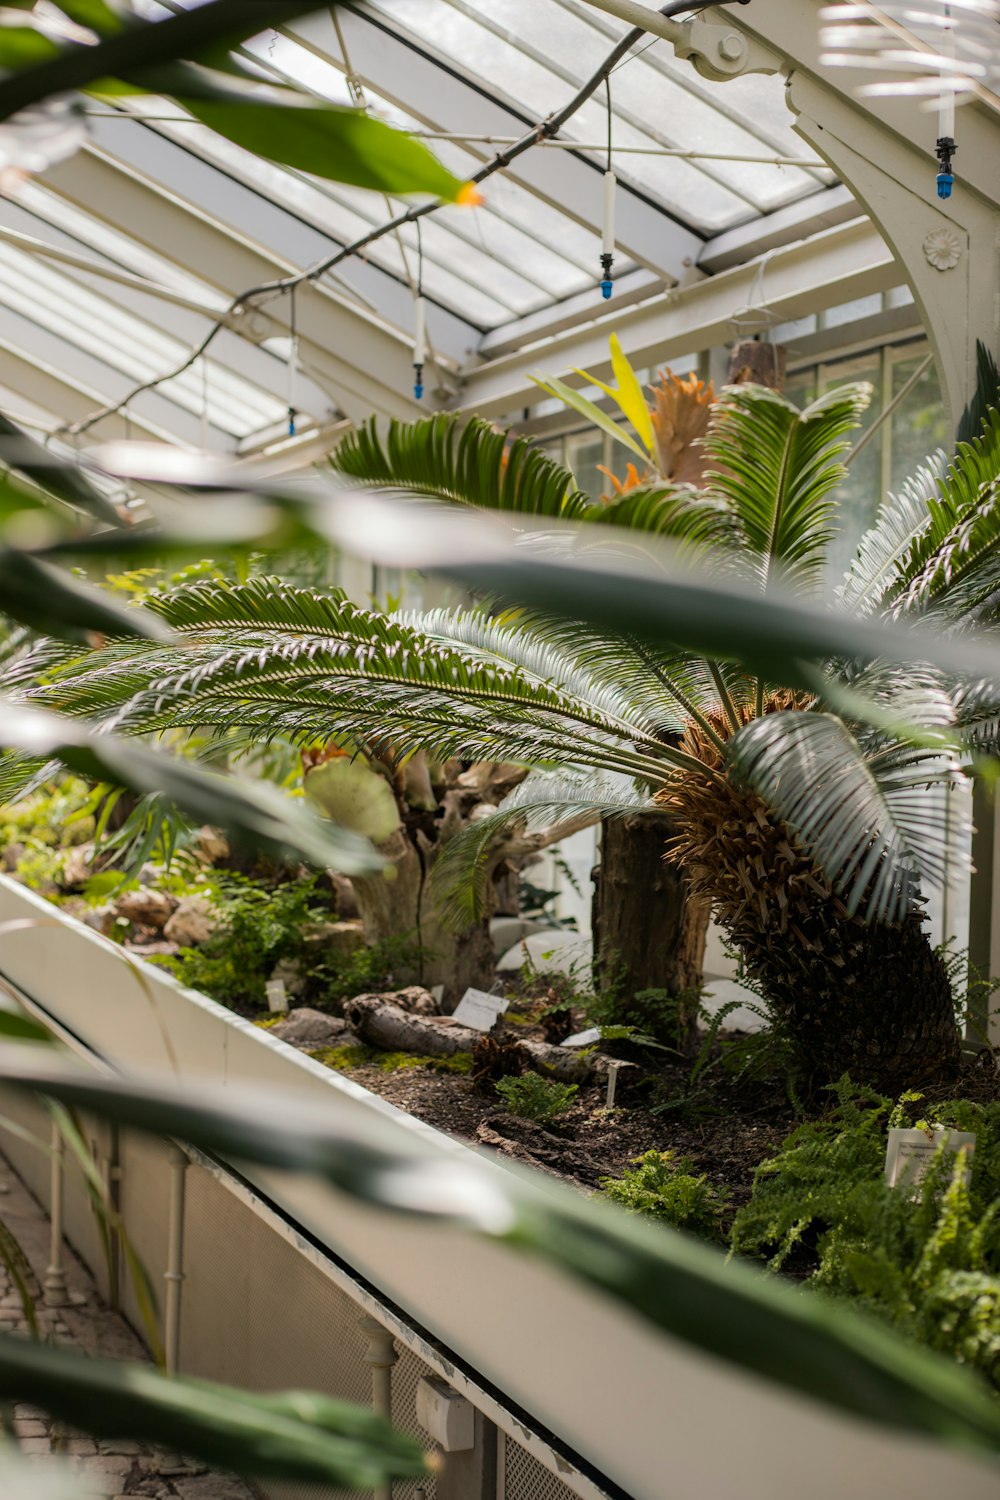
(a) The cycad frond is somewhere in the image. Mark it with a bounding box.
[331,414,588,518]
[837,461,941,617]
[585,485,735,550]
[728,710,969,924]
[707,382,872,595]
[404,605,689,745]
[891,406,1000,618]
[430,769,652,931]
[25,583,683,784]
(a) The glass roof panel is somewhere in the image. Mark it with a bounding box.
[0,235,287,436]
[362,0,835,230]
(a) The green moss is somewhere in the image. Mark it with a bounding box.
[308,1044,374,1071]
[504,1011,533,1027]
[307,1045,474,1076]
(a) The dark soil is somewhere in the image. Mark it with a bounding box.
[332,1032,803,1209]
[324,1013,1000,1209]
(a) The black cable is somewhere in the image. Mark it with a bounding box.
[54,0,743,441]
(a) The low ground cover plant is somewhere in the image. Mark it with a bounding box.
[495,1073,578,1123]
[599,1151,731,1241]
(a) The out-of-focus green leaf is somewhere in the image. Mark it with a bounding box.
[180,97,465,199]
[0,1,339,122]
[0,1010,54,1044]
[4,1057,1000,1458]
[54,0,126,31]
[0,699,385,874]
[0,549,170,643]
[0,27,60,68]
[0,411,120,526]
[0,1333,430,1488]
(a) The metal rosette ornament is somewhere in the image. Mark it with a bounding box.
[820,1,1000,199]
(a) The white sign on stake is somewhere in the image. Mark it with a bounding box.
[884,1126,976,1193]
[265,978,289,1014]
[452,987,508,1032]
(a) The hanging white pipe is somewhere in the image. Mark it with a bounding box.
[164,1144,188,1377]
[43,1121,70,1309]
[940,5,957,136]
[413,295,427,368]
[602,169,617,255]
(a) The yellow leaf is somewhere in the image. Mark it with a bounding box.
[610,334,656,455]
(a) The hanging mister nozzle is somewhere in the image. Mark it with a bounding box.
[413,293,426,400]
[600,168,616,299]
[936,135,956,200]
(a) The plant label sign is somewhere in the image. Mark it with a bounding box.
[563,1027,602,1048]
[265,978,289,1014]
[452,988,508,1032]
[884,1126,976,1192]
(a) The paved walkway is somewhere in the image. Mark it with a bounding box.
[0,1150,256,1500]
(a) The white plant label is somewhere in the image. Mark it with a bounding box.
[884,1126,976,1192]
[563,1027,601,1048]
[452,988,508,1032]
[265,978,289,1014]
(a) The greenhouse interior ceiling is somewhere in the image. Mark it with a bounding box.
[7,0,992,460]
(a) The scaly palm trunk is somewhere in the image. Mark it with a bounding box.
[661,710,960,1093]
[592,814,708,1046]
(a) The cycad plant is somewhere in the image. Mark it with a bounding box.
[10,370,1000,1090]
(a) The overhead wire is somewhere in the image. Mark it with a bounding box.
[51,0,734,446]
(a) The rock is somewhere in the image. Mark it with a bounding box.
[489,916,554,957]
[127,941,180,960]
[1,842,25,873]
[163,895,217,947]
[116,887,177,931]
[269,1008,350,1048]
[303,920,367,958]
[328,872,359,919]
[82,905,116,937]
[138,862,164,886]
[194,826,230,864]
[59,843,94,888]
[268,957,306,999]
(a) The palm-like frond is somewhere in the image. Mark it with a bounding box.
[332,413,589,518]
[430,769,652,931]
[20,580,693,784]
[707,382,872,595]
[890,406,1000,618]
[728,709,970,924]
[837,460,942,617]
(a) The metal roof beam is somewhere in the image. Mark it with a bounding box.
[41,135,433,422]
[459,217,897,420]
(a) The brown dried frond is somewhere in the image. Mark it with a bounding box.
[650,369,716,487]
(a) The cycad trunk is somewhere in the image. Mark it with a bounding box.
[350,823,495,1009]
[666,771,960,1092]
[592,814,709,1043]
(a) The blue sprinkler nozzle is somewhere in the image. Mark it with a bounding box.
[600,279,613,300]
[414,382,424,400]
[414,364,424,401]
[599,252,614,301]
[937,172,955,200]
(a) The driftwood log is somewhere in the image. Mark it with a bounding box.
[343,997,616,1082]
